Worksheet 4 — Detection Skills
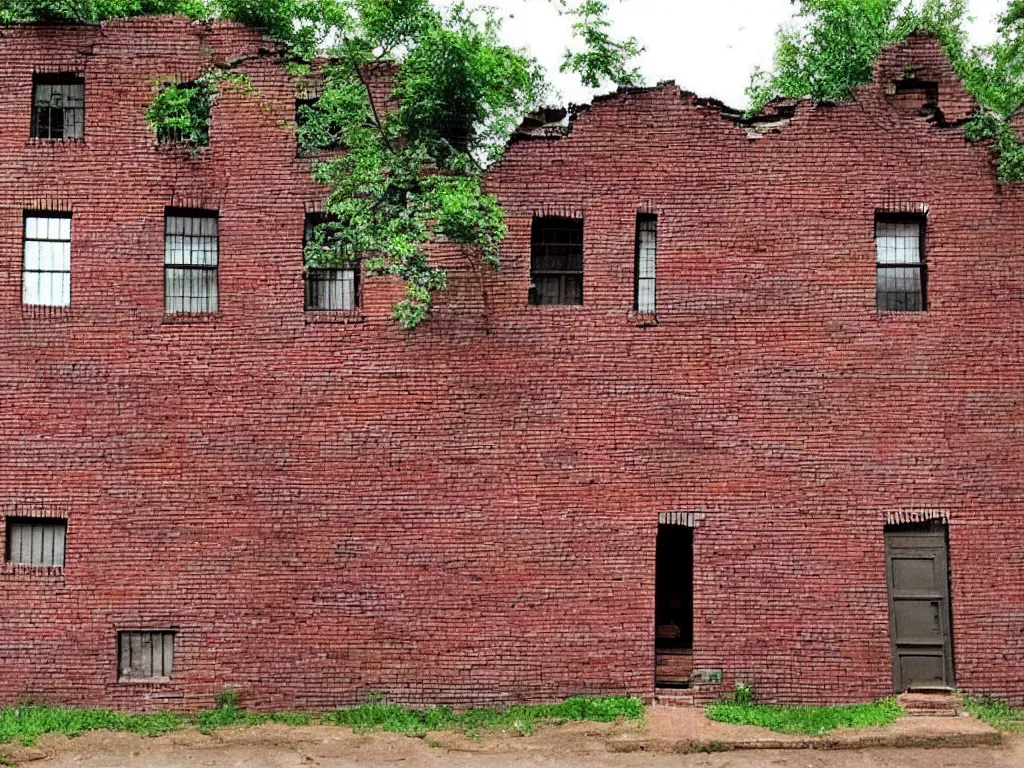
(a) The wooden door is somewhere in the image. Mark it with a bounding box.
[885,523,955,692]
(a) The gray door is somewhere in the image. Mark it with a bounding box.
[884,524,955,692]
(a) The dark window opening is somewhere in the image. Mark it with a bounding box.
[635,214,657,313]
[31,73,84,140]
[529,217,583,306]
[876,214,926,312]
[118,631,175,681]
[296,98,347,153]
[655,524,693,688]
[891,80,939,113]
[165,208,219,314]
[5,518,66,567]
[303,212,358,311]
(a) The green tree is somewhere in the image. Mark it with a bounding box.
[0,0,210,22]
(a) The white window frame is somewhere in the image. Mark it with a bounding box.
[23,212,71,307]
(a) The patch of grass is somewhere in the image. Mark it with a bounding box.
[704,698,903,736]
[0,696,642,746]
[0,706,182,747]
[320,696,645,737]
[962,695,1024,732]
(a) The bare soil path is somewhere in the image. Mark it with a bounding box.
[8,725,1024,768]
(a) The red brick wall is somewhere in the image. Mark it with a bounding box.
[0,20,1022,710]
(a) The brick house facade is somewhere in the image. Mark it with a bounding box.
[1,16,1022,711]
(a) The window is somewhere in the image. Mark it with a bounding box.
[5,518,66,567]
[529,217,583,306]
[23,213,71,307]
[165,209,218,314]
[876,215,925,312]
[118,631,175,681]
[31,74,84,140]
[304,213,358,311]
[635,214,657,313]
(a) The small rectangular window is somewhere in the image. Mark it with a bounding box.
[165,209,219,314]
[304,213,358,311]
[5,518,66,567]
[876,215,925,312]
[118,631,175,681]
[635,214,657,313]
[23,212,71,307]
[529,217,583,306]
[31,74,84,140]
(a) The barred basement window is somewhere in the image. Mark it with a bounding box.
[635,214,657,313]
[529,217,583,306]
[876,215,926,312]
[118,631,175,681]
[23,212,71,307]
[304,213,358,311]
[5,518,66,567]
[31,74,84,140]
[165,209,218,314]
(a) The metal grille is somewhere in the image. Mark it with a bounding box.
[304,213,358,310]
[5,518,66,567]
[23,213,71,307]
[118,631,175,681]
[165,210,219,314]
[31,75,84,140]
[529,217,583,306]
[635,214,657,313]
[876,217,925,312]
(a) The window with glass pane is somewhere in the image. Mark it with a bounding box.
[5,518,66,567]
[876,216,926,312]
[635,214,657,313]
[31,74,84,140]
[165,210,219,314]
[304,213,358,311]
[23,213,71,307]
[529,217,584,306]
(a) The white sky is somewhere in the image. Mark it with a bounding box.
[465,0,1008,110]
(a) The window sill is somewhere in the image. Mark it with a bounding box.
[1,563,65,579]
[117,677,172,685]
[877,310,928,321]
[525,303,587,310]
[162,312,221,325]
[629,311,659,328]
[26,138,85,147]
[304,310,365,325]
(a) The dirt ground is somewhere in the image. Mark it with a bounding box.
[5,722,1023,768]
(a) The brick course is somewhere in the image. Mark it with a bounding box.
[0,19,1022,710]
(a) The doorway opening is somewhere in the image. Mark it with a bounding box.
[655,524,693,688]
[884,520,955,692]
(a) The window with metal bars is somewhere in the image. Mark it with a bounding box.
[635,214,657,313]
[529,217,583,306]
[304,213,358,311]
[876,215,926,312]
[31,74,84,140]
[118,631,175,681]
[23,212,71,308]
[5,518,66,568]
[165,209,219,314]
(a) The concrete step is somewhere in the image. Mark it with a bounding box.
[898,690,962,717]
[654,687,694,708]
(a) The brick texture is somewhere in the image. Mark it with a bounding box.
[0,19,1022,711]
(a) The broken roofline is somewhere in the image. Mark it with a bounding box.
[512,31,977,143]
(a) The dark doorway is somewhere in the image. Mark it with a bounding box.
[655,524,693,687]
[884,521,955,692]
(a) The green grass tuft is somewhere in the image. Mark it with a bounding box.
[962,695,1024,732]
[320,696,645,737]
[0,696,642,746]
[704,698,903,736]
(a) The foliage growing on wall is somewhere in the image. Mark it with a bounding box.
[144,69,250,154]
[0,0,209,22]
[749,0,1024,183]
